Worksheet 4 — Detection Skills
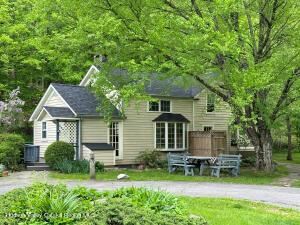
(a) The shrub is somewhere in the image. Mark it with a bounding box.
[54,160,105,174]
[136,149,165,168]
[0,183,207,225]
[105,187,186,214]
[95,161,105,172]
[0,133,24,170]
[45,141,74,168]
[241,156,256,167]
[54,160,89,174]
[86,198,207,225]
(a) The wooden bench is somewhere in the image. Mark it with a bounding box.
[167,153,195,176]
[210,154,242,178]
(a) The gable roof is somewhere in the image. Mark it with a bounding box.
[80,66,203,98]
[51,83,120,117]
[30,65,204,122]
[43,106,75,118]
[79,65,99,86]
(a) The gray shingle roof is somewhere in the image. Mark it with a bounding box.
[107,69,202,98]
[51,83,120,117]
[153,113,190,123]
[83,143,115,151]
[50,73,202,118]
[44,106,75,118]
[145,78,201,98]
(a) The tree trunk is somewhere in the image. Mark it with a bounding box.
[286,115,293,160]
[255,132,273,172]
[245,125,273,172]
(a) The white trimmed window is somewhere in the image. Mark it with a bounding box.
[207,93,215,112]
[42,122,47,139]
[155,122,187,150]
[109,122,119,157]
[149,100,171,112]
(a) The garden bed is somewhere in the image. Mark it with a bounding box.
[0,183,299,225]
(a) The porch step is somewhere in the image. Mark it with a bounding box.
[26,162,51,171]
[26,165,51,171]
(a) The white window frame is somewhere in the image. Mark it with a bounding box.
[108,121,123,160]
[154,122,186,151]
[206,93,216,113]
[41,121,47,140]
[148,100,172,112]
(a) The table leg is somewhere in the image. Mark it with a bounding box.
[199,162,205,176]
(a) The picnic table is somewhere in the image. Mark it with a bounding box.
[186,156,217,176]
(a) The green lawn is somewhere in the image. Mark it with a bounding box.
[183,197,300,225]
[50,165,288,185]
[273,152,300,164]
[292,180,300,187]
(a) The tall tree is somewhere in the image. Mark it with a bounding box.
[0,0,92,127]
[85,0,300,171]
[286,115,293,160]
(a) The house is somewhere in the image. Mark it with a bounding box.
[29,65,231,166]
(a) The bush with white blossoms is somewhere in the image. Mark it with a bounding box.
[0,87,25,132]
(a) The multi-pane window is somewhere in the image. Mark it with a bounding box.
[149,100,171,112]
[155,122,186,149]
[42,122,47,139]
[156,122,166,149]
[109,122,119,157]
[176,123,183,148]
[149,101,159,111]
[168,123,175,148]
[207,93,215,112]
[160,100,170,112]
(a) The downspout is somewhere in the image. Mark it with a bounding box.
[79,118,83,160]
[56,120,59,141]
[192,99,195,131]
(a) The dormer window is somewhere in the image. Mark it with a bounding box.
[148,100,171,112]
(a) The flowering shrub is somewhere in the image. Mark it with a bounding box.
[0,87,25,132]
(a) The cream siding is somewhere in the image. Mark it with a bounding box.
[81,118,108,143]
[194,90,232,150]
[118,98,194,165]
[33,90,67,157]
[45,91,67,107]
[33,112,57,157]
[32,85,232,165]
[82,145,115,166]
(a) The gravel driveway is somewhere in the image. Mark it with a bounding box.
[1,171,300,210]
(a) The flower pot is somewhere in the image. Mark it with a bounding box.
[2,171,8,177]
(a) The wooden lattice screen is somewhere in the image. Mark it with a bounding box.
[188,131,227,156]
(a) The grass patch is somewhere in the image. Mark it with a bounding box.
[183,197,300,225]
[292,180,300,188]
[273,152,300,164]
[50,165,288,185]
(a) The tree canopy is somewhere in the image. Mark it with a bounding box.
[0,0,299,170]
[86,0,300,171]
